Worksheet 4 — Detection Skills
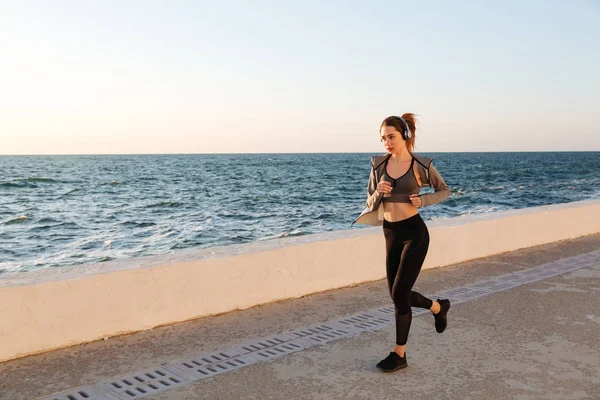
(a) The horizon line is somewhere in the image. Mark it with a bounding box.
[1,150,600,156]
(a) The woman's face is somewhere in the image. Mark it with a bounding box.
[380,125,403,154]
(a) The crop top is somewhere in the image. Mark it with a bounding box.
[380,157,421,203]
[352,152,451,226]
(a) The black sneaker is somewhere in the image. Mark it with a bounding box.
[433,299,451,333]
[376,352,407,372]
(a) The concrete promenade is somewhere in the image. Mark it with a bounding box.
[1,233,599,399]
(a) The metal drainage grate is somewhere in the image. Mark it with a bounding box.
[167,352,258,380]
[289,323,358,344]
[334,312,392,332]
[98,367,190,399]
[40,386,116,400]
[435,285,492,303]
[230,333,296,355]
[243,341,306,362]
[39,250,600,400]
[371,305,429,319]
[290,323,360,347]
[371,304,395,317]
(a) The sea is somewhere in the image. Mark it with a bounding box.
[1,152,599,275]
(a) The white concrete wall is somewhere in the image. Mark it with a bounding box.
[1,199,599,362]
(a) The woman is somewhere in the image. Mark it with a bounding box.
[355,114,451,372]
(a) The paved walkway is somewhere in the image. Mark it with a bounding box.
[1,234,599,400]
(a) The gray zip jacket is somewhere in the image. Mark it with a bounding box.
[353,152,450,226]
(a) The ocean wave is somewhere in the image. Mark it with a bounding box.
[4,215,27,225]
[0,177,65,188]
[457,206,501,216]
[17,177,59,183]
[28,221,83,232]
[146,201,183,209]
[38,217,59,224]
[58,188,81,198]
[258,229,309,241]
[314,213,334,219]
[121,221,157,228]
[0,182,24,188]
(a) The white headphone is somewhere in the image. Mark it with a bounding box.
[398,117,412,140]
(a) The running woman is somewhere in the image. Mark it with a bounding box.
[361,114,451,372]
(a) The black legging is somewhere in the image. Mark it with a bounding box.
[383,213,433,346]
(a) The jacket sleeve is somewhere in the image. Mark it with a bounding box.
[366,159,383,211]
[420,163,450,207]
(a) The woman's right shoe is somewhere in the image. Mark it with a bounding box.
[433,299,451,333]
[376,351,408,372]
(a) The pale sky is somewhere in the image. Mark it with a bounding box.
[1,1,599,155]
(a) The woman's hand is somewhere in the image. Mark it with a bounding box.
[377,181,393,194]
[409,194,422,208]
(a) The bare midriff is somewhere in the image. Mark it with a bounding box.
[383,202,419,222]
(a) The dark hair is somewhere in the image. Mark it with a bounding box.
[380,113,418,152]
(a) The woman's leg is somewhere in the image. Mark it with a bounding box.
[391,232,429,352]
[383,218,430,356]
[410,291,434,310]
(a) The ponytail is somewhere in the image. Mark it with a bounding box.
[400,113,417,152]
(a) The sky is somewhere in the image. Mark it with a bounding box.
[1,1,599,154]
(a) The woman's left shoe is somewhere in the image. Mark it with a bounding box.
[376,352,407,372]
[433,298,451,333]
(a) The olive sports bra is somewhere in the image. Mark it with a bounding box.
[381,157,421,203]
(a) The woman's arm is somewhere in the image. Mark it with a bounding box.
[366,162,383,211]
[419,163,450,207]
